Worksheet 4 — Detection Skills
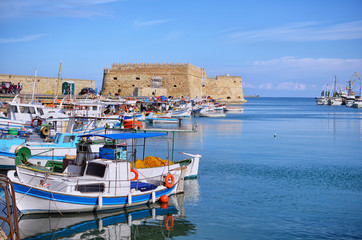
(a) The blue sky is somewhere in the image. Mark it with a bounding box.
[1,0,361,97]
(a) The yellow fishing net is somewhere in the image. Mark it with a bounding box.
[131,156,173,168]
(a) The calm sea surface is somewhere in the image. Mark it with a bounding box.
[1,97,362,239]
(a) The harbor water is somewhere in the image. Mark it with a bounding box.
[1,97,362,239]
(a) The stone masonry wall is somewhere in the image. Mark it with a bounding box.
[0,74,95,95]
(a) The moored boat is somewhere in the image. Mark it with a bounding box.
[8,132,184,214]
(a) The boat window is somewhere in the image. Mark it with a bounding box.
[19,106,25,113]
[37,108,44,115]
[75,183,105,193]
[27,107,36,114]
[93,106,97,110]
[63,135,76,143]
[11,106,18,113]
[86,162,106,178]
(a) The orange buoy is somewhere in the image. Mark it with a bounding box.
[160,195,169,203]
[130,169,138,181]
[165,174,174,188]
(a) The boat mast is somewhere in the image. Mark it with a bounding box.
[53,61,62,106]
[200,69,203,99]
[31,68,37,103]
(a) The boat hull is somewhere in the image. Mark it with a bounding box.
[10,178,176,214]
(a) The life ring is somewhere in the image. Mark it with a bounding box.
[121,105,128,111]
[165,174,174,188]
[198,101,202,105]
[165,215,174,230]
[130,168,138,181]
[31,118,42,128]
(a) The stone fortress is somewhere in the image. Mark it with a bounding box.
[1,62,245,103]
[102,63,246,102]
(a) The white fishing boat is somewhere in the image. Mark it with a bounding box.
[146,112,181,124]
[131,152,201,180]
[171,109,191,118]
[62,99,105,118]
[8,132,184,214]
[224,106,244,113]
[0,117,108,170]
[352,99,362,108]
[328,97,343,106]
[0,95,68,130]
[199,108,226,117]
[315,96,328,105]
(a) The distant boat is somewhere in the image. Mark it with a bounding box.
[224,106,244,113]
[199,109,226,118]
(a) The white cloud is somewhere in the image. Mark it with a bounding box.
[276,82,306,91]
[258,83,273,90]
[0,0,120,18]
[0,34,47,44]
[229,21,362,41]
[134,19,169,28]
[237,57,362,94]
[250,57,362,73]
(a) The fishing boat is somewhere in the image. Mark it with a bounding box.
[0,132,103,169]
[224,106,244,113]
[0,95,68,130]
[146,112,181,124]
[171,109,191,118]
[7,132,184,214]
[199,108,226,117]
[352,99,362,108]
[0,117,108,170]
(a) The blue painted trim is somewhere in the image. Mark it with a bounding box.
[13,182,175,206]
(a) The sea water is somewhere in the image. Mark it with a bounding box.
[1,97,361,239]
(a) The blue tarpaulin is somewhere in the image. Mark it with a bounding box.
[80,132,167,140]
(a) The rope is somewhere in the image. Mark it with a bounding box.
[50,190,63,216]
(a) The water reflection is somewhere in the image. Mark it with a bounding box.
[19,198,197,239]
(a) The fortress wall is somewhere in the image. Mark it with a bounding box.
[103,63,197,97]
[102,63,245,102]
[204,74,246,102]
[0,74,95,95]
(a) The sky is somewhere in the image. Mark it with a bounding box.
[0,0,362,97]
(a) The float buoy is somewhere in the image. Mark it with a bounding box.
[160,195,169,203]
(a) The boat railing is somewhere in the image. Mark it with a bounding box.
[56,176,165,194]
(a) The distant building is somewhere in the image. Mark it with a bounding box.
[102,63,245,102]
